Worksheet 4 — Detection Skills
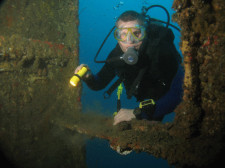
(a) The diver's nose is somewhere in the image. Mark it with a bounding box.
[126,34,135,44]
[126,40,133,44]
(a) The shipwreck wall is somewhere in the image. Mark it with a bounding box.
[0,0,86,168]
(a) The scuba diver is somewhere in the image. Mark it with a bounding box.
[74,7,184,125]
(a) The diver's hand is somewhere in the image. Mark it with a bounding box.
[113,109,135,125]
[74,64,92,79]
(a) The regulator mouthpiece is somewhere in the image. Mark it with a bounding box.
[70,67,88,87]
[120,47,138,65]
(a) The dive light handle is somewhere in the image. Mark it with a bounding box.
[70,67,88,87]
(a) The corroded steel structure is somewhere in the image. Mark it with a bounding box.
[0,0,86,168]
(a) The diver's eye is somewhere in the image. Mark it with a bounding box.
[133,30,141,38]
[120,32,127,40]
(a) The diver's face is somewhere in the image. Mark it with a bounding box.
[117,20,143,53]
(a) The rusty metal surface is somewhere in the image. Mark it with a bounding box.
[0,1,86,168]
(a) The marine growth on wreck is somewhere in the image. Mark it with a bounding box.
[0,0,86,168]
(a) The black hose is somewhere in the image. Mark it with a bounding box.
[94,26,116,63]
[142,5,170,28]
[149,18,181,32]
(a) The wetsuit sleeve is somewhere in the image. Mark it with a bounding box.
[140,27,183,120]
[83,63,116,90]
[151,29,183,119]
[152,65,184,120]
[139,65,184,121]
[83,44,122,91]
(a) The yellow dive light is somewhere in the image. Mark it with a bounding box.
[70,67,88,87]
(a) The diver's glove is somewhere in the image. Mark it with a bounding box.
[74,64,93,80]
[113,109,135,125]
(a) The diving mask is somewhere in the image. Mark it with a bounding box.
[114,25,146,44]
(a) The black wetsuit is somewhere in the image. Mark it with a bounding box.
[84,24,183,120]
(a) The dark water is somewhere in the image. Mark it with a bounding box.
[79,0,180,167]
